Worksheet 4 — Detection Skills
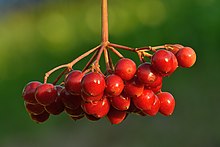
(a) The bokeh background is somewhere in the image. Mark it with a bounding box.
[0,0,219,146]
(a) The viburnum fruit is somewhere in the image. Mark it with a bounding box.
[157,92,175,116]
[35,83,57,106]
[115,58,136,81]
[21,0,196,124]
[22,81,42,104]
[81,72,106,96]
[176,47,196,68]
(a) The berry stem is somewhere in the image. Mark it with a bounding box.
[104,47,111,73]
[102,0,109,43]
[109,43,136,52]
[44,45,100,83]
[82,49,100,72]
[108,46,124,58]
[52,68,68,85]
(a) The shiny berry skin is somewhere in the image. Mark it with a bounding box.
[176,47,196,68]
[115,58,136,81]
[25,102,45,115]
[45,85,65,115]
[109,94,130,111]
[60,89,82,110]
[132,89,156,111]
[65,70,84,95]
[124,77,144,97]
[145,75,162,88]
[45,97,64,115]
[105,74,124,97]
[146,82,162,94]
[22,81,42,104]
[81,96,110,118]
[151,50,178,77]
[107,107,127,125]
[81,91,103,102]
[137,62,160,85]
[30,111,50,123]
[81,72,106,96]
[35,83,57,106]
[157,92,175,116]
[143,95,160,116]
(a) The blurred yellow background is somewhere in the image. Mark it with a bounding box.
[0,0,219,147]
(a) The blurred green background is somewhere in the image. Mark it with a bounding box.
[0,0,219,146]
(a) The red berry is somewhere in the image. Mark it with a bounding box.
[81,96,110,118]
[65,107,84,117]
[109,93,130,111]
[30,111,50,123]
[124,76,144,97]
[81,91,103,102]
[35,83,57,106]
[25,102,45,115]
[45,97,64,115]
[60,89,82,110]
[132,89,156,111]
[137,62,159,85]
[151,50,178,76]
[107,107,127,125]
[81,72,106,96]
[22,81,42,104]
[143,95,160,116]
[146,82,162,94]
[65,70,84,95]
[176,47,196,68]
[157,92,175,116]
[145,75,162,88]
[45,85,65,115]
[115,58,136,81]
[105,74,124,97]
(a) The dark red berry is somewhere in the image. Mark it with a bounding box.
[81,72,106,96]
[132,89,156,111]
[115,58,136,81]
[81,91,103,102]
[30,111,50,123]
[81,96,110,118]
[143,95,160,116]
[157,92,175,116]
[105,74,124,97]
[22,81,42,104]
[25,102,45,115]
[109,93,130,111]
[107,107,127,125]
[124,76,144,97]
[65,70,84,95]
[35,83,57,106]
[60,89,82,110]
[176,47,196,68]
[126,101,141,113]
[137,62,159,85]
[45,85,65,115]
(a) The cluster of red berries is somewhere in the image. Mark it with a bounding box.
[22,45,196,124]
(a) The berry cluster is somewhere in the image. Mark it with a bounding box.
[22,45,196,124]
